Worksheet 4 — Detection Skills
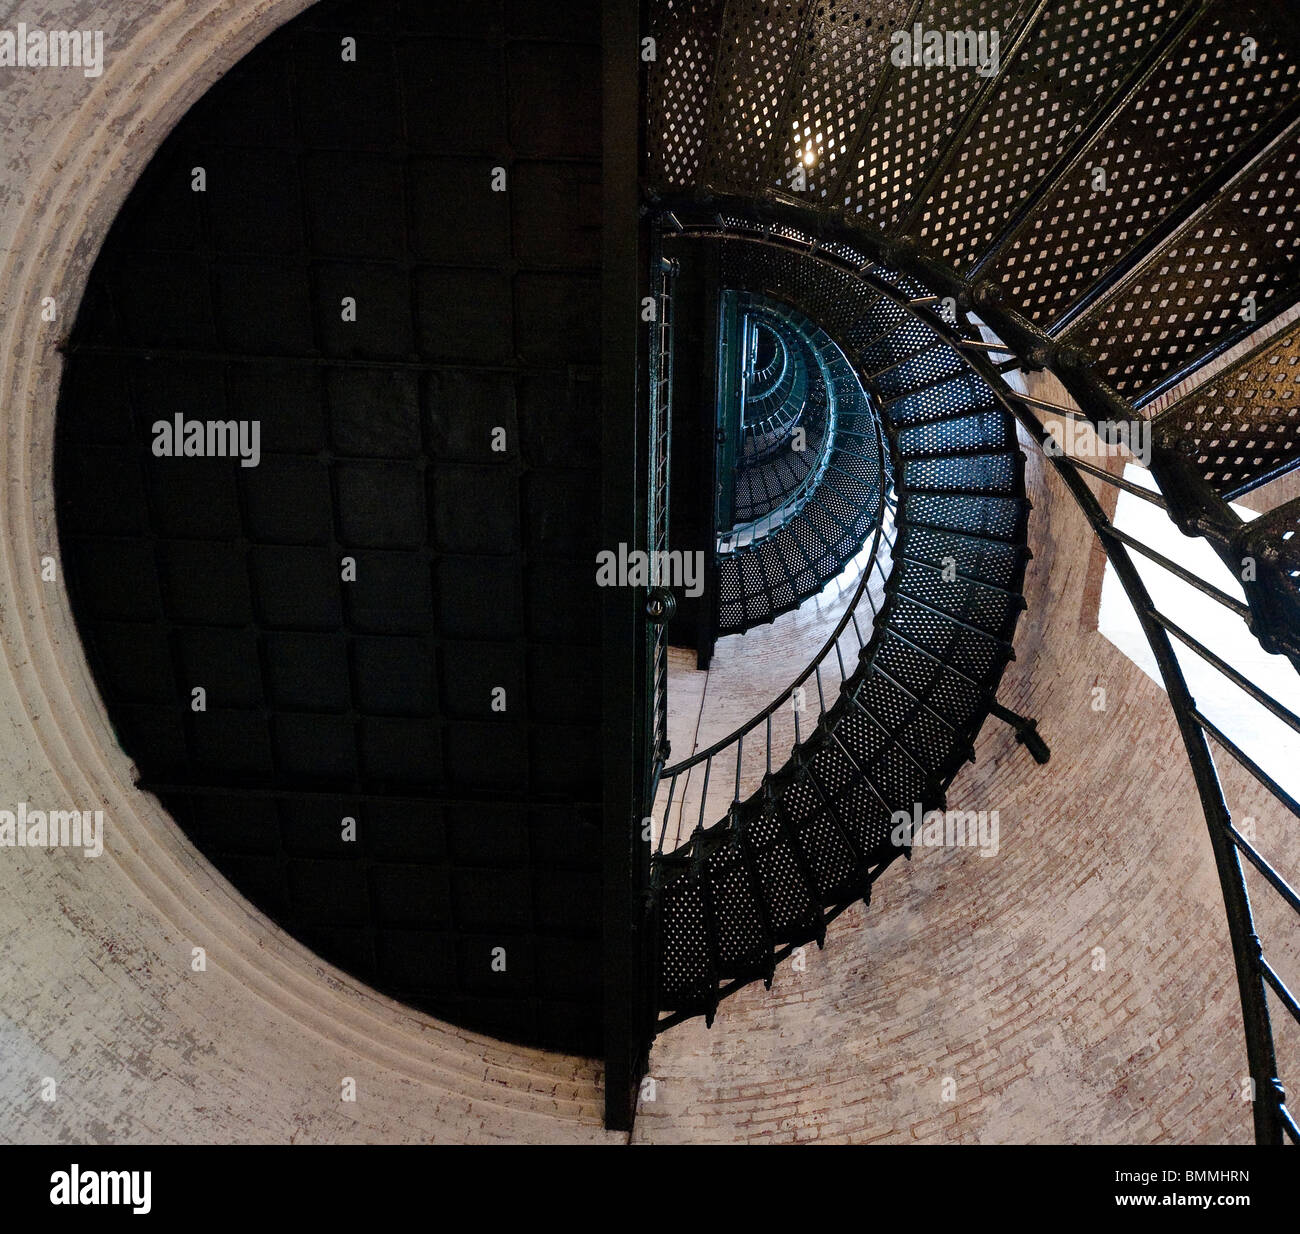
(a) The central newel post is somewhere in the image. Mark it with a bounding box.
[602,0,652,1133]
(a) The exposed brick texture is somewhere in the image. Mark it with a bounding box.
[637,374,1300,1145]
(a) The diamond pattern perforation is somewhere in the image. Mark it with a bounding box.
[913,0,1186,271]
[994,4,1300,325]
[1068,124,1300,400]
[1242,498,1300,651]
[700,0,810,195]
[839,0,1036,230]
[1154,328,1300,494]
[649,0,729,189]
[761,0,914,200]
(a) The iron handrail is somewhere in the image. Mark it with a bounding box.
[648,197,1298,1143]
[664,484,897,780]
[722,295,843,548]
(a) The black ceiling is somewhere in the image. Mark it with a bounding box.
[55,0,609,1054]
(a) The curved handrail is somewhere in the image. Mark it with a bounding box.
[650,197,1300,1143]
[667,487,896,777]
[725,295,837,540]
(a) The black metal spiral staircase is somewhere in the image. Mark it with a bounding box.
[640,0,1300,1143]
[651,214,1030,1031]
[727,297,824,528]
[710,271,890,634]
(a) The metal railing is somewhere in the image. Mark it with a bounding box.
[646,197,1300,1143]
[721,293,835,548]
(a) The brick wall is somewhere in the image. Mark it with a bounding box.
[637,381,1300,1144]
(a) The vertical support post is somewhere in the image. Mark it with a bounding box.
[696,241,723,670]
[601,0,650,1133]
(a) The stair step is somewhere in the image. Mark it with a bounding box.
[902,492,1029,543]
[853,308,927,371]
[898,410,1014,458]
[876,344,968,400]
[895,523,1027,590]
[865,674,962,779]
[805,744,897,859]
[744,795,822,938]
[703,835,773,979]
[886,595,1008,686]
[1151,326,1300,499]
[887,371,1001,428]
[778,767,860,900]
[892,558,1023,640]
[902,452,1019,496]
[656,865,713,1009]
[833,698,927,814]
[873,631,982,729]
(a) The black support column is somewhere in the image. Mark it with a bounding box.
[601,0,650,1132]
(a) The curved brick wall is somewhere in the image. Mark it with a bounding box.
[636,375,1300,1143]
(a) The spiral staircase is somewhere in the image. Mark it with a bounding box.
[712,275,890,633]
[639,0,1300,1144]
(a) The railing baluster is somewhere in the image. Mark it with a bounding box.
[656,773,678,856]
[1151,611,1300,736]
[1259,953,1300,1029]
[696,757,712,835]
[1104,527,1251,619]
[1071,457,1167,506]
